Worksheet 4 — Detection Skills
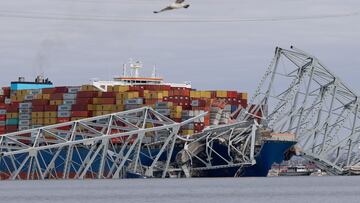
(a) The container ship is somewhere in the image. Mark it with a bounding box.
[0,61,296,178]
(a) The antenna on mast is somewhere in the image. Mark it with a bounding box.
[122,63,127,77]
[152,64,157,78]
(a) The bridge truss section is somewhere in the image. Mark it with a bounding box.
[175,121,258,177]
[0,107,206,180]
[240,46,360,175]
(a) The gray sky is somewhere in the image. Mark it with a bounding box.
[1,0,359,94]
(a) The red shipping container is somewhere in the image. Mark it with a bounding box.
[71,111,91,117]
[50,93,63,100]
[55,86,68,93]
[240,100,248,108]
[2,87,10,96]
[32,99,49,106]
[42,88,56,94]
[72,105,88,111]
[162,85,171,91]
[6,105,18,112]
[33,105,45,111]
[44,105,58,111]
[76,98,93,105]
[6,125,18,131]
[0,103,6,109]
[57,118,70,123]
[0,96,5,102]
[56,126,72,131]
[6,102,19,108]
[77,91,99,98]
[227,91,237,98]
[0,115,6,120]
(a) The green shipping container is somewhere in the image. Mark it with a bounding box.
[6,118,19,125]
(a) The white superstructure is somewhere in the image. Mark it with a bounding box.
[92,61,191,91]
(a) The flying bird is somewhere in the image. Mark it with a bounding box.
[153,0,190,14]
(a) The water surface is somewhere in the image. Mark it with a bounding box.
[0,176,359,203]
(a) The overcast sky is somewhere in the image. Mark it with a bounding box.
[1,0,359,94]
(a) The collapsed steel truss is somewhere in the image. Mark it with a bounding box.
[241,46,360,175]
[0,107,204,180]
[176,121,258,177]
[0,107,258,180]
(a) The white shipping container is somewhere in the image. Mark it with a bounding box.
[125,98,143,105]
[63,93,77,100]
[19,109,31,114]
[19,114,31,120]
[68,87,81,93]
[19,102,32,109]
[24,94,35,101]
[57,111,71,118]
[0,110,6,115]
[58,104,72,111]
[18,120,30,126]
[155,102,170,109]
[191,100,199,107]
[29,89,42,94]
[63,100,76,105]
[18,126,30,131]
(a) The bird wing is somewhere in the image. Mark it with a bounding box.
[175,0,185,3]
[154,6,174,13]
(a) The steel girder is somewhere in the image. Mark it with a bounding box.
[239,46,360,175]
[0,107,207,180]
[175,121,258,177]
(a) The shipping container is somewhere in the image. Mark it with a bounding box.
[57,111,71,118]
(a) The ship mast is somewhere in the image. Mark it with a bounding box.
[130,60,142,78]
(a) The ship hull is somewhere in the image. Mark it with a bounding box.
[0,140,295,179]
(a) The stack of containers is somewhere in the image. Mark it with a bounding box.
[56,87,76,123]
[170,105,182,122]
[209,100,225,126]
[219,104,231,124]
[0,82,249,135]
[42,87,58,125]
[32,98,46,128]
[180,110,194,135]
[154,101,172,116]
[0,87,9,134]
[57,104,71,123]
[75,86,98,120]
[5,99,19,133]
[125,98,143,111]
[18,102,32,131]
[93,91,119,116]
[0,107,6,134]
[167,87,191,109]
[144,91,164,106]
